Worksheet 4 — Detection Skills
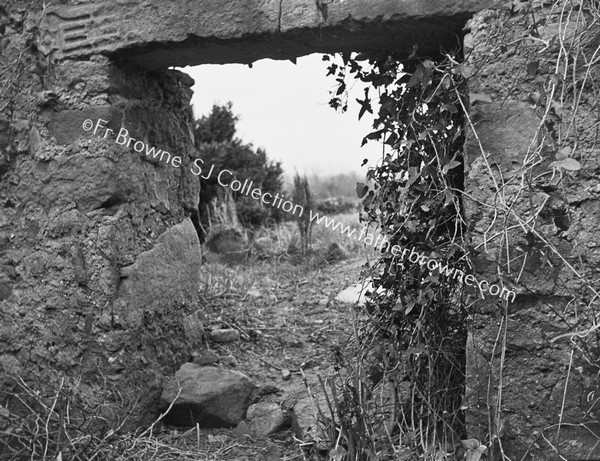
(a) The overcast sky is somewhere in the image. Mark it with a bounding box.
[179,53,382,176]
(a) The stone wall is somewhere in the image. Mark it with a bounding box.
[464,3,600,459]
[0,1,203,427]
[3,0,599,457]
[0,0,500,430]
[42,0,496,67]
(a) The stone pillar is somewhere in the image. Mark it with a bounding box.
[0,3,203,427]
[464,4,600,460]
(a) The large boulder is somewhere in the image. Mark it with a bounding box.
[113,218,203,328]
[205,226,248,263]
[160,363,257,427]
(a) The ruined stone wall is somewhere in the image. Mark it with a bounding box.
[0,2,203,427]
[464,2,600,459]
[4,0,599,456]
[0,0,502,434]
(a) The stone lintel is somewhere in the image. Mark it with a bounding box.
[42,0,498,68]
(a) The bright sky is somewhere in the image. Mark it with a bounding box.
[179,54,382,176]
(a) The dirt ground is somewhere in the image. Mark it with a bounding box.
[153,254,367,461]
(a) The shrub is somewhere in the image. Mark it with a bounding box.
[194,103,284,237]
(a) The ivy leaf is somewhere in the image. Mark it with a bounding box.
[548,99,563,120]
[441,103,458,113]
[556,146,571,159]
[356,182,369,199]
[461,439,481,450]
[349,59,362,74]
[329,446,347,461]
[362,190,375,207]
[549,158,582,171]
[442,160,461,175]
[362,129,384,146]
[461,439,487,461]
[407,64,425,88]
[452,127,463,143]
[356,88,372,120]
[456,63,474,78]
[395,73,411,85]
[407,60,433,88]
[418,129,431,141]
[385,132,398,146]
[503,160,527,179]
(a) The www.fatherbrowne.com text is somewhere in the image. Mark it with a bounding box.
[83,118,516,303]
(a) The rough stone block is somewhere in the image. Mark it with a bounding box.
[114,218,203,328]
[160,363,257,427]
[48,107,119,145]
[183,311,205,346]
[246,402,290,437]
[42,0,497,68]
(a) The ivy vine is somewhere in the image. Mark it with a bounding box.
[326,52,472,454]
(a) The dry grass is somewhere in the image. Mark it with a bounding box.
[0,363,304,461]
[0,211,390,461]
[250,212,380,260]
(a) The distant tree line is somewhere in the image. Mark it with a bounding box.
[306,172,363,200]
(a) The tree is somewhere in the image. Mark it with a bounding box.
[193,103,284,236]
[194,102,238,144]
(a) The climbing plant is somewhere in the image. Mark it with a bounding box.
[323,0,600,458]
[323,52,472,458]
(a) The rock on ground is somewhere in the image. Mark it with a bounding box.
[205,226,248,263]
[160,363,257,427]
[246,402,290,437]
[192,350,219,366]
[209,328,240,343]
[334,281,376,306]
